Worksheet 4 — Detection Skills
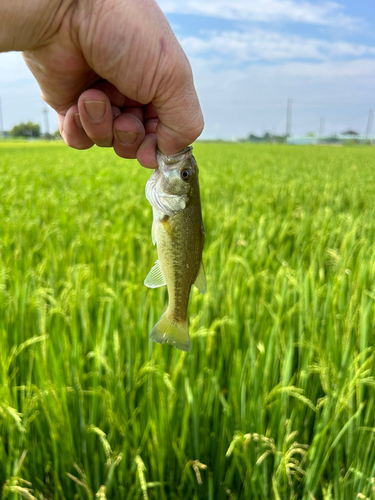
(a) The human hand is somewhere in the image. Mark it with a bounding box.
[1,0,203,167]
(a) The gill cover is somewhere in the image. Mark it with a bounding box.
[145,147,195,217]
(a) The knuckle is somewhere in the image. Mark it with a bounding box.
[114,144,137,160]
[64,136,93,150]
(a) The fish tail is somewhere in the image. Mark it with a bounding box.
[150,312,190,351]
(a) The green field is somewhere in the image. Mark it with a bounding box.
[0,141,374,499]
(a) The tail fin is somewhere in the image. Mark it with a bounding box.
[150,312,190,351]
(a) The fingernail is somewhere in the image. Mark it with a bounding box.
[115,130,138,145]
[84,100,106,121]
[74,113,83,129]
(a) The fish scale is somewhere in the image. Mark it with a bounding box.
[144,146,206,351]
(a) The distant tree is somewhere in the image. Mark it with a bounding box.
[52,128,62,139]
[10,121,41,138]
[247,133,262,143]
[306,132,316,137]
[262,132,271,142]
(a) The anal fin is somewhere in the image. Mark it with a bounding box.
[193,261,206,295]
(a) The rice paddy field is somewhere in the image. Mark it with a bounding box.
[0,140,375,500]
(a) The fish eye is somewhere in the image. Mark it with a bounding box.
[181,169,190,181]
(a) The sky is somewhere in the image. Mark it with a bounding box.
[0,0,375,139]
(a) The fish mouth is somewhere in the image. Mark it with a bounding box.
[157,146,193,166]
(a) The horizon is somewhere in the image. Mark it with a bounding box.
[1,0,375,140]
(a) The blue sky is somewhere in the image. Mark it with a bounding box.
[1,0,375,139]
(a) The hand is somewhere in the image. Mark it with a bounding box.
[1,0,204,167]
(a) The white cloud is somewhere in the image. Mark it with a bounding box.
[185,55,375,139]
[180,30,375,63]
[158,0,360,28]
[272,58,375,80]
[0,10,373,139]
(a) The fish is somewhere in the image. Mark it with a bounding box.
[144,146,206,351]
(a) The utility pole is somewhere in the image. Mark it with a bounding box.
[42,106,50,138]
[286,98,292,137]
[0,97,4,138]
[365,107,373,139]
[319,116,325,138]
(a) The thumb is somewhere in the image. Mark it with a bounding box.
[153,59,204,155]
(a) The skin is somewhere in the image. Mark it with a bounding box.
[157,181,204,324]
[0,0,204,168]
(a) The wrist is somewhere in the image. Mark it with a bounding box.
[0,0,74,52]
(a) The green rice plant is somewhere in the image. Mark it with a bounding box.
[0,141,374,499]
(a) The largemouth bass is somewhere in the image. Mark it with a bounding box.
[144,146,206,351]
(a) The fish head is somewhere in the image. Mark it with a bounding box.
[158,146,198,196]
[146,146,199,216]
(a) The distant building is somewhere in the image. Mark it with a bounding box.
[341,130,359,137]
[287,132,372,146]
[286,135,318,145]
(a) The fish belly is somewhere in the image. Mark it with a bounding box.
[150,201,203,350]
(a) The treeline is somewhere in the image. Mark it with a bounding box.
[238,132,287,143]
[10,121,41,137]
[7,121,60,139]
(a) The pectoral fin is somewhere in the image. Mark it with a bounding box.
[144,260,166,288]
[193,261,206,295]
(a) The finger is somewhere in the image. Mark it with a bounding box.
[145,118,158,135]
[59,106,94,150]
[145,103,158,121]
[78,89,114,147]
[153,60,204,155]
[137,133,158,168]
[144,103,159,135]
[91,81,143,108]
[122,106,144,123]
[113,113,145,159]
[112,105,122,119]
